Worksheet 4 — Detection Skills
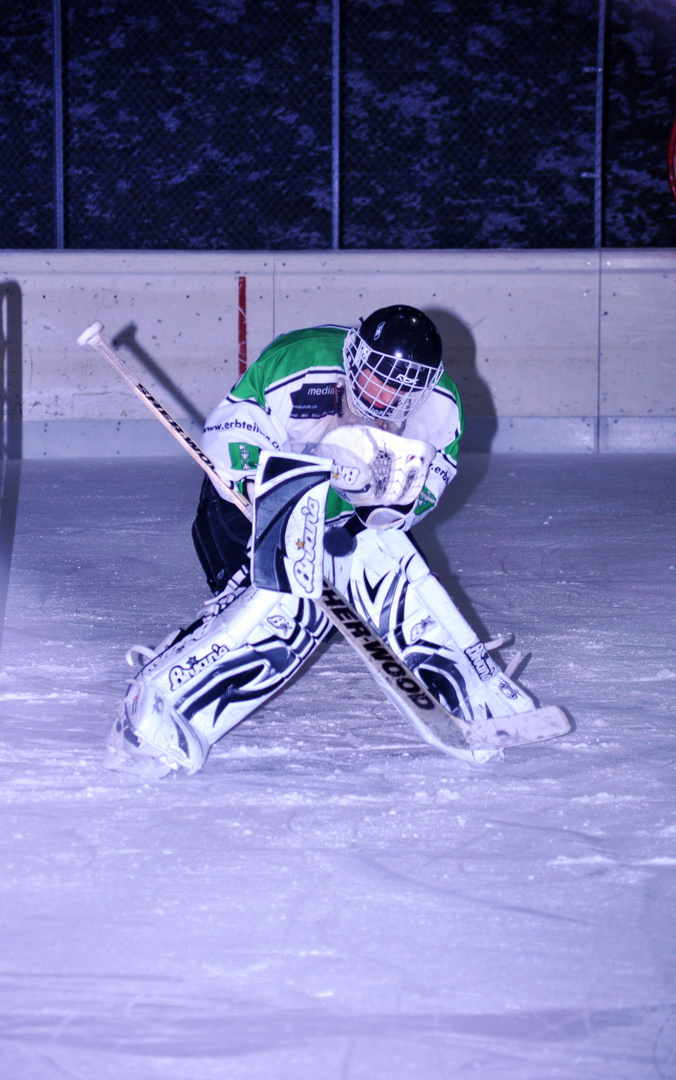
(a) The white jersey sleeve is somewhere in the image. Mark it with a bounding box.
[202,393,290,485]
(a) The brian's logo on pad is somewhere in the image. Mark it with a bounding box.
[293,497,321,594]
[290,383,340,419]
[169,644,228,690]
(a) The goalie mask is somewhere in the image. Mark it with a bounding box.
[343,305,444,423]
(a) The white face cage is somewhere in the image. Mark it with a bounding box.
[342,328,443,423]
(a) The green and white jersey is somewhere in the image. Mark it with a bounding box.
[202,326,464,527]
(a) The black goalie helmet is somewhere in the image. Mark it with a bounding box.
[343,305,444,422]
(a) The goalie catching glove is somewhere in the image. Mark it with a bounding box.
[316,424,435,513]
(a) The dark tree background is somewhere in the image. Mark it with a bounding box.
[1,0,675,250]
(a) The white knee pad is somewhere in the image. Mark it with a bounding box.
[106,585,331,776]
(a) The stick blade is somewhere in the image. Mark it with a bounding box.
[402,702,571,764]
[466,705,572,751]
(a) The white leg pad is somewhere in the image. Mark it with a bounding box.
[328,527,534,728]
[105,585,331,776]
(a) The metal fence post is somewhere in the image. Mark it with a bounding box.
[594,0,607,249]
[53,0,65,249]
[331,0,340,250]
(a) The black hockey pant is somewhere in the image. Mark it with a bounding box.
[192,477,252,594]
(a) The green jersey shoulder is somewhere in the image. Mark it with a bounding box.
[231,327,347,408]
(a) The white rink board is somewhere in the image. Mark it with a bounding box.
[1,249,674,455]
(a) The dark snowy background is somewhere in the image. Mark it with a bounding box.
[2,0,676,250]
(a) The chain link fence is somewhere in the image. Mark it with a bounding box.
[341,0,598,249]
[1,0,675,251]
[0,5,55,249]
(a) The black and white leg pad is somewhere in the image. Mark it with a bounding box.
[327,528,535,744]
[105,585,331,776]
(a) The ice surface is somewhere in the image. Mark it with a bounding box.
[0,454,674,1079]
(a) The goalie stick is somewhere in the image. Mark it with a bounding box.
[77,321,570,760]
